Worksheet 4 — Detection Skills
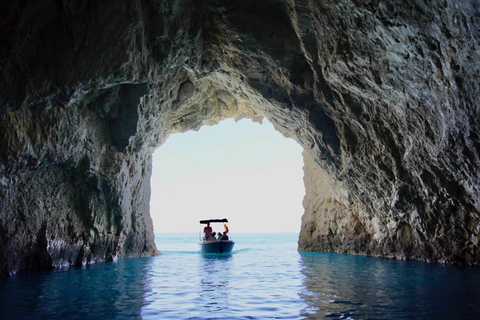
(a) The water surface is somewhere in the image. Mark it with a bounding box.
[1,233,479,319]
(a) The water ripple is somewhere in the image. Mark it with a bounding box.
[1,234,480,319]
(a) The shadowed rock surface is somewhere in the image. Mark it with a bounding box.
[1,0,479,277]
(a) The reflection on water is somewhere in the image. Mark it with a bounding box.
[199,255,233,313]
[0,258,153,320]
[3,234,480,320]
[299,252,480,319]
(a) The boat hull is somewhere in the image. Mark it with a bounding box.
[199,240,235,254]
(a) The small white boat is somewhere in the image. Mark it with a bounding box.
[199,218,234,254]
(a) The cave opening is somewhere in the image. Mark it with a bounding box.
[149,118,305,236]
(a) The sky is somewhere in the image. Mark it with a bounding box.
[149,118,305,234]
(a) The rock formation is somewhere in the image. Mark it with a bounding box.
[1,0,479,277]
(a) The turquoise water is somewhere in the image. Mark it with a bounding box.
[1,233,480,319]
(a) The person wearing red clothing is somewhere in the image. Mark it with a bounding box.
[203,222,212,240]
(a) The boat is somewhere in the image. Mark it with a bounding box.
[199,218,235,254]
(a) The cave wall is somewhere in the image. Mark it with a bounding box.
[1,0,480,276]
[0,84,158,276]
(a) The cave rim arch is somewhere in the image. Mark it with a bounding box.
[137,70,352,253]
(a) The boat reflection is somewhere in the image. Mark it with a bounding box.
[198,255,233,313]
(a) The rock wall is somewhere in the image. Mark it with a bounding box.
[300,150,427,261]
[300,151,371,255]
[294,0,480,264]
[0,85,159,277]
[1,0,480,277]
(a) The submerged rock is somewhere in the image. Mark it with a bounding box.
[0,0,479,276]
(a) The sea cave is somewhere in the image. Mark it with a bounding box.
[1,0,479,278]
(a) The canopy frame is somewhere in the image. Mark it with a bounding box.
[200,218,228,224]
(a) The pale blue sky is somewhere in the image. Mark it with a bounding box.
[150,118,305,233]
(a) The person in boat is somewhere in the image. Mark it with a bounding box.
[222,231,229,241]
[208,232,216,241]
[217,232,223,241]
[204,222,212,240]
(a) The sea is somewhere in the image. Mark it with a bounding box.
[1,233,480,320]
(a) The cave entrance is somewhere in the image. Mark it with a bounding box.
[149,118,305,235]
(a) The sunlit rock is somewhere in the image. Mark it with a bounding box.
[1,0,479,277]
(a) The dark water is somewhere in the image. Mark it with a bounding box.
[1,233,479,319]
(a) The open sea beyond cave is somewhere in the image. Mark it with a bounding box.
[1,233,480,319]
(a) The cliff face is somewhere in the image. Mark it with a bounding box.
[1,0,479,277]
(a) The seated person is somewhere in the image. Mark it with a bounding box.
[217,232,223,240]
[221,231,229,241]
[208,232,217,241]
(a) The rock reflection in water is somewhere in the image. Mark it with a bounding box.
[198,255,232,313]
[0,258,154,320]
[299,252,480,319]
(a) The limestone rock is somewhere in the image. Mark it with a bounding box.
[1,0,480,277]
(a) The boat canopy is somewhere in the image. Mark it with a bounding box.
[200,218,228,224]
